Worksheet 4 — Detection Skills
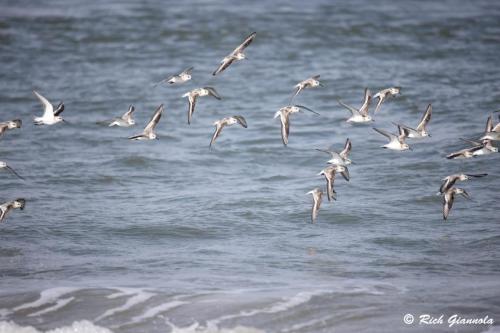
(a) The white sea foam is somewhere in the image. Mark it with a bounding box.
[0,320,113,333]
[95,290,155,322]
[166,321,266,333]
[105,287,141,300]
[205,289,326,328]
[13,288,78,312]
[127,300,187,325]
[27,297,74,317]
[280,314,332,332]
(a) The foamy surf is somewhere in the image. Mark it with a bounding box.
[0,320,113,333]
[95,288,155,322]
[167,322,266,333]
[12,288,79,312]
[126,299,187,325]
[27,297,74,317]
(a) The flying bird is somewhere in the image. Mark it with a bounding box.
[372,125,411,151]
[446,145,484,159]
[393,104,432,138]
[0,161,24,180]
[373,87,401,114]
[213,32,256,76]
[0,198,26,223]
[274,105,319,146]
[459,138,498,156]
[209,116,247,147]
[109,105,137,127]
[291,75,322,102]
[318,166,339,201]
[439,173,487,194]
[154,67,193,86]
[33,90,65,125]
[306,188,323,223]
[128,104,163,140]
[337,88,372,123]
[442,187,470,220]
[316,138,353,165]
[182,87,222,124]
[0,119,22,138]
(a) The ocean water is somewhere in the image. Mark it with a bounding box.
[0,0,499,332]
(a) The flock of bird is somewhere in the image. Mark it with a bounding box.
[0,31,498,224]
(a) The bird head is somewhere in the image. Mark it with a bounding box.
[13,198,26,210]
[8,119,22,128]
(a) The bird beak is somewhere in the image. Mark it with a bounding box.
[408,147,413,151]
[319,83,325,87]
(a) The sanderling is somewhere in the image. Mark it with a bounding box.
[128,104,163,140]
[209,116,247,147]
[338,88,372,123]
[316,138,353,165]
[274,105,319,146]
[291,75,322,102]
[0,161,24,180]
[306,188,323,223]
[373,86,401,114]
[373,125,411,151]
[318,166,340,201]
[0,119,22,138]
[459,138,498,156]
[213,32,256,76]
[0,198,26,223]
[393,104,432,138]
[33,91,65,125]
[446,145,484,159]
[442,187,470,220]
[439,173,487,194]
[109,105,137,127]
[154,67,193,86]
[182,87,222,124]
